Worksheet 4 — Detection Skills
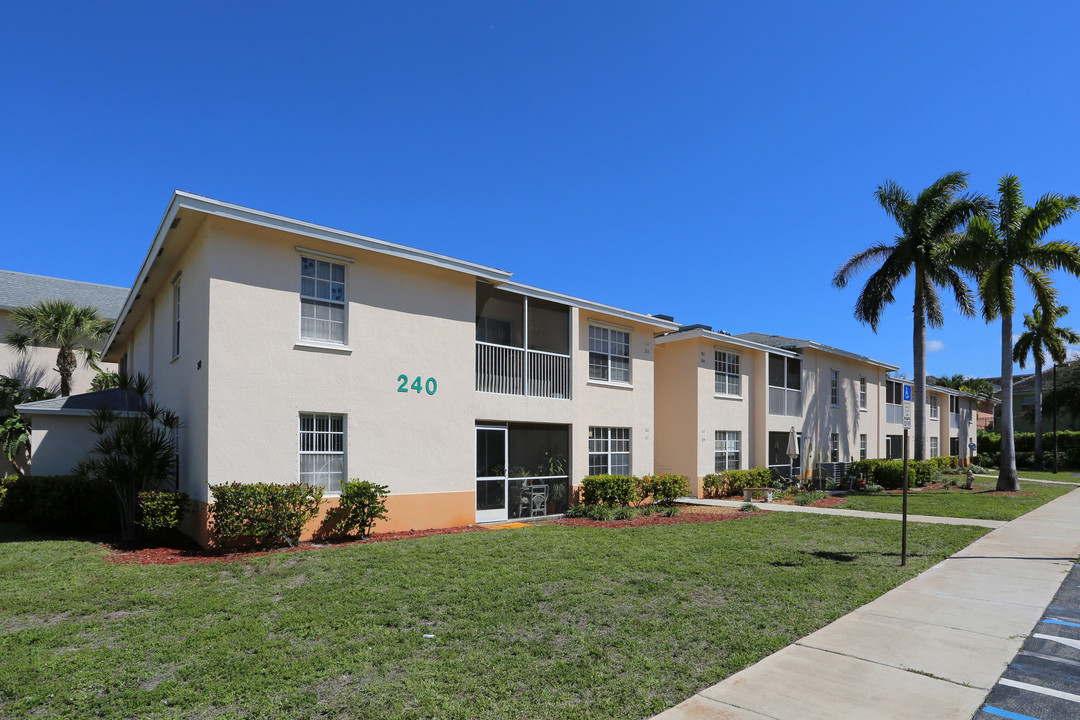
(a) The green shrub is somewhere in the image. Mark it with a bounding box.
[702,468,774,498]
[585,504,615,521]
[968,465,987,474]
[580,475,638,507]
[794,491,827,506]
[326,479,390,538]
[208,482,324,550]
[642,474,689,505]
[739,502,756,512]
[137,490,189,535]
[0,474,120,534]
[864,483,884,493]
[851,459,922,490]
[612,506,637,520]
[562,504,587,518]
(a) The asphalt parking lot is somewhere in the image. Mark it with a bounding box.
[974,561,1080,720]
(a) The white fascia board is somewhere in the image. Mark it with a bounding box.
[104,191,516,355]
[795,341,899,371]
[14,404,138,417]
[497,280,681,331]
[926,384,983,401]
[173,192,513,283]
[654,327,796,356]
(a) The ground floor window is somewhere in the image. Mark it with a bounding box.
[859,434,867,461]
[715,431,740,472]
[929,436,939,458]
[767,431,800,478]
[950,437,959,456]
[299,413,345,493]
[588,427,630,475]
[830,433,839,462]
[885,434,903,460]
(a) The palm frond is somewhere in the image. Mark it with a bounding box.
[832,243,897,288]
[874,180,913,229]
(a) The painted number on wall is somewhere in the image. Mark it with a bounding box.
[397,374,438,395]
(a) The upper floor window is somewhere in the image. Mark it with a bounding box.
[714,351,740,396]
[300,257,346,344]
[929,395,939,419]
[768,354,801,416]
[949,395,960,415]
[886,380,906,405]
[171,274,181,359]
[830,369,839,406]
[589,325,630,384]
[859,378,867,409]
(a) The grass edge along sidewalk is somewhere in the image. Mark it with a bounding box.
[0,513,987,720]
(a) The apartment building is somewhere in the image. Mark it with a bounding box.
[19,192,676,543]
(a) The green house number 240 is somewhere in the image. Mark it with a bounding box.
[397,374,438,395]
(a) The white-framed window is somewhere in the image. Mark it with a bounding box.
[300,256,346,344]
[588,325,630,384]
[859,434,867,461]
[930,436,939,458]
[588,427,630,475]
[715,431,740,472]
[171,273,181,359]
[830,433,839,462]
[929,395,939,419]
[949,395,960,414]
[714,351,741,396]
[299,413,345,493]
[830,369,840,406]
[859,378,867,410]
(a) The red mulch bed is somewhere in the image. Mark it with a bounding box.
[103,508,762,565]
[808,495,846,508]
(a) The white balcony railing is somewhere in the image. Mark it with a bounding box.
[476,342,571,399]
[886,403,903,424]
[768,387,802,416]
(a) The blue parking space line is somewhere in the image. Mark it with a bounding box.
[982,706,1044,720]
[1043,618,1080,628]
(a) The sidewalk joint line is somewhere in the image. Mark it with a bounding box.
[792,642,989,690]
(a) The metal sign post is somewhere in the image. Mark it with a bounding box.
[901,384,911,567]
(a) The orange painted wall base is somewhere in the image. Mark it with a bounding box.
[185,491,477,549]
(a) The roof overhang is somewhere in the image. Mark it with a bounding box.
[496,280,681,331]
[788,340,899,371]
[654,327,797,356]
[104,191,515,358]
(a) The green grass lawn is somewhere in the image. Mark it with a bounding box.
[0,515,986,720]
[837,479,1074,520]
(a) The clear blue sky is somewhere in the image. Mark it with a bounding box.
[4,1,1079,379]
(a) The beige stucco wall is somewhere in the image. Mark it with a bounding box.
[800,349,883,467]
[25,413,97,476]
[653,339,698,485]
[0,309,115,396]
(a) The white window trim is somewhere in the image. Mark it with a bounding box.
[298,412,346,495]
[858,377,867,411]
[587,322,632,386]
[714,349,742,398]
[295,246,355,264]
[830,369,840,407]
[299,255,348,345]
[859,433,867,461]
[830,432,840,462]
[588,426,632,475]
[294,340,354,355]
[929,395,940,420]
[714,430,741,472]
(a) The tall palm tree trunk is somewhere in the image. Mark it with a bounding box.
[998,311,1020,491]
[1033,355,1044,470]
[56,347,76,397]
[913,289,926,461]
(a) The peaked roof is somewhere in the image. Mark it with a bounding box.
[735,332,899,371]
[15,387,146,416]
[0,269,129,319]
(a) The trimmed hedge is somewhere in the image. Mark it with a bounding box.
[702,468,775,498]
[638,474,690,505]
[850,459,944,489]
[137,490,190,535]
[208,482,323,550]
[580,475,638,507]
[0,474,119,534]
[978,430,1079,468]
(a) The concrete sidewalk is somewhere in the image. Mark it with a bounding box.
[656,487,1080,720]
[679,497,1007,529]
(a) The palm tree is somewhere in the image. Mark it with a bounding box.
[966,175,1080,491]
[1013,304,1079,470]
[833,172,992,460]
[3,300,113,396]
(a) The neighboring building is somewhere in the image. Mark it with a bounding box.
[22,192,677,544]
[1007,364,1080,433]
[0,269,128,394]
[925,384,979,461]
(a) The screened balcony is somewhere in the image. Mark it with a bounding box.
[767,353,802,417]
[475,282,571,400]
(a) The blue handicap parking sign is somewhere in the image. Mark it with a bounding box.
[903,385,911,402]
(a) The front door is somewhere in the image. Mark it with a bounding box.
[476,426,508,523]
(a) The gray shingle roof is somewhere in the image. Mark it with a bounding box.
[15,388,146,415]
[0,270,129,319]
